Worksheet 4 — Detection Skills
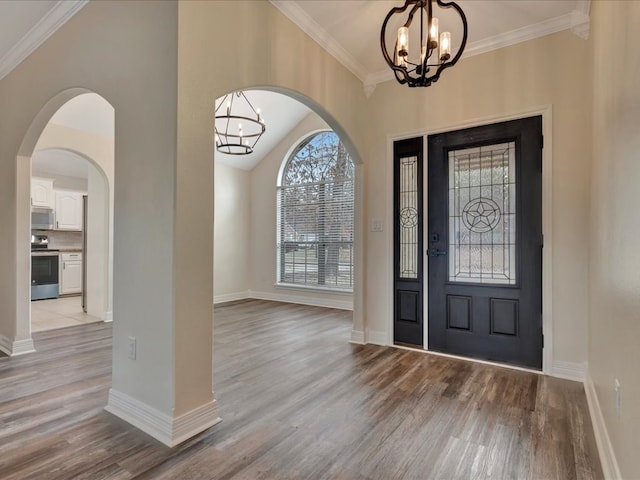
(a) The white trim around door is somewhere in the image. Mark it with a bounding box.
[385,105,553,374]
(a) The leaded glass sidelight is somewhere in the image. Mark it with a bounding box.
[448,142,516,284]
[399,156,419,279]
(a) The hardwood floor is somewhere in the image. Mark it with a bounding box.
[0,299,602,479]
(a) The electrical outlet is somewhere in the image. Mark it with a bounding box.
[127,336,137,360]
[614,379,621,418]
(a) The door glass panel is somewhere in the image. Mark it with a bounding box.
[399,155,419,279]
[448,142,516,284]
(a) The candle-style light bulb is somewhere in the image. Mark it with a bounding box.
[429,17,439,49]
[440,31,451,61]
[397,26,409,58]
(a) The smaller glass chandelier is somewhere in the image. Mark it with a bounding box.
[380,0,468,87]
[215,91,266,155]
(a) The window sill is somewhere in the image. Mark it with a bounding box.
[274,283,353,295]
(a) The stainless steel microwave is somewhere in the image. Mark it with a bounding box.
[31,207,55,230]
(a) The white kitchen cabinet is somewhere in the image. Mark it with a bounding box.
[60,253,82,295]
[55,191,84,230]
[31,177,54,208]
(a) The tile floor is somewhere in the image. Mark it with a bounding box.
[31,295,102,332]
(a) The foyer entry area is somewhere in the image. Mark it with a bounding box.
[394,117,544,369]
[0,300,601,479]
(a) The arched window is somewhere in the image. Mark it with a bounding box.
[277,131,354,291]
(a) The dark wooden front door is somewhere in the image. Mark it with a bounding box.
[427,116,543,368]
[393,137,424,346]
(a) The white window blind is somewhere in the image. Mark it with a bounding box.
[277,131,354,291]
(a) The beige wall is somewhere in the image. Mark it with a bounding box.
[364,30,593,365]
[1,0,367,441]
[176,0,366,414]
[214,111,355,310]
[86,165,111,320]
[34,173,88,192]
[589,1,640,477]
[4,0,625,455]
[249,112,354,309]
[214,163,251,301]
[0,0,184,422]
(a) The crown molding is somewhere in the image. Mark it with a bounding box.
[0,0,89,82]
[365,8,591,87]
[570,10,590,40]
[464,12,579,59]
[364,70,395,90]
[575,0,591,16]
[269,0,369,83]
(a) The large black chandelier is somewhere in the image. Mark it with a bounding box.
[381,0,468,87]
[215,91,265,155]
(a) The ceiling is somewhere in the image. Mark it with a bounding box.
[32,148,89,180]
[271,0,590,87]
[49,93,114,137]
[215,90,318,171]
[0,1,590,86]
[0,0,86,80]
[30,93,114,181]
[1,0,590,171]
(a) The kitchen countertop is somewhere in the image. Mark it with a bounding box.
[58,248,83,253]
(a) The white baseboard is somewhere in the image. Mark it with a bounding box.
[214,291,250,305]
[366,330,388,346]
[349,329,365,344]
[584,372,622,480]
[0,335,12,356]
[0,335,36,356]
[102,311,113,322]
[550,360,586,382]
[248,290,353,311]
[12,338,36,355]
[105,389,221,447]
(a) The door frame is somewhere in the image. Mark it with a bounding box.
[385,105,553,373]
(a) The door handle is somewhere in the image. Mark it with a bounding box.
[427,249,447,257]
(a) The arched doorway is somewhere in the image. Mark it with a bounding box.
[212,86,364,346]
[13,89,114,353]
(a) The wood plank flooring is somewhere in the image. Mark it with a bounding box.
[0,299,602,479]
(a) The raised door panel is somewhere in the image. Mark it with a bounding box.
[61,261,82,294]
[31,178,54,208]
[427,116,543,369]
[55,191,83,230]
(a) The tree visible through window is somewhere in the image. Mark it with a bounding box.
[277,131,354,290]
